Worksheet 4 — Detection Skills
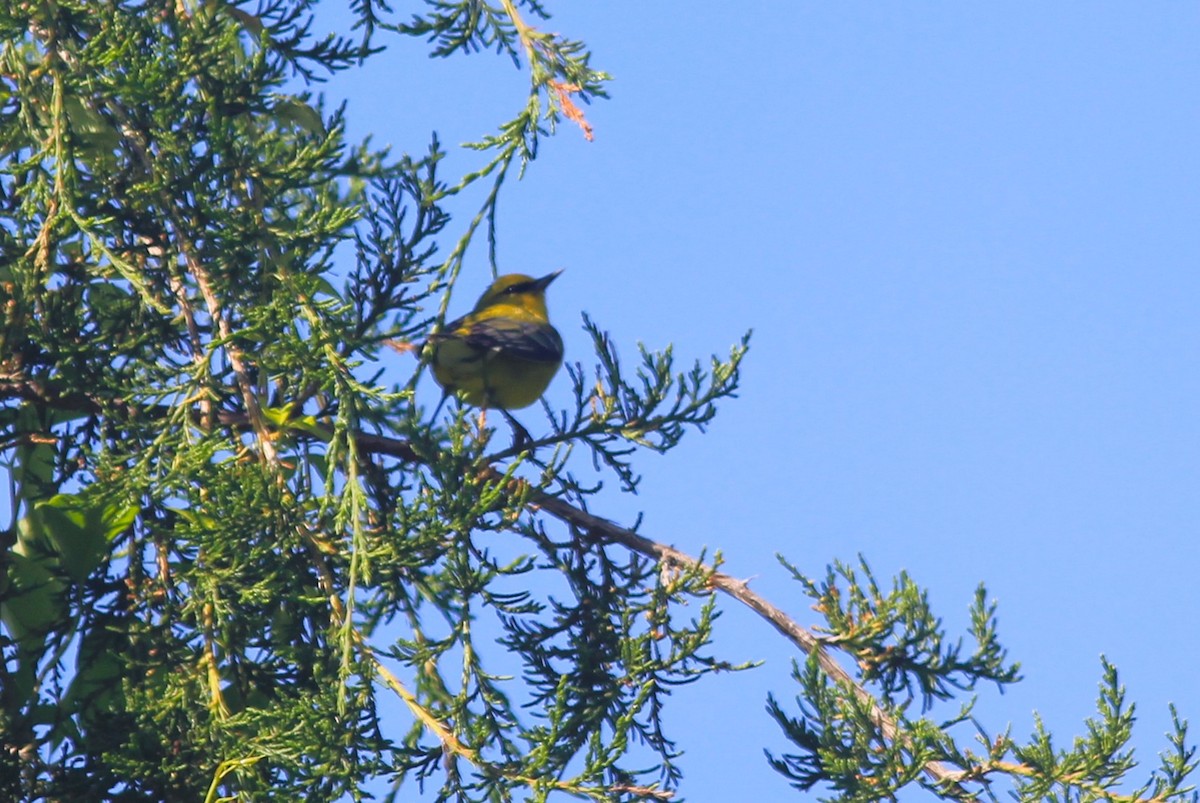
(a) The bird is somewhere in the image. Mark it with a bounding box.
[426,271,564,442]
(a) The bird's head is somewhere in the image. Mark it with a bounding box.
[473,271,562,319]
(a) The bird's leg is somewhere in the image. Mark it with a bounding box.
[482,388,533,451]
[429,391,450,423]
[500,409,534,451]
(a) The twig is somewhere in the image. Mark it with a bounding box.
[0,378,969,794]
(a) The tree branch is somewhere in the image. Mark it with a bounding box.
[0,377,970,795]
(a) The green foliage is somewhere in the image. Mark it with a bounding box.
[786,557,1021,710]
[0,2,1195,802]
[0,1,735,800]
[767,561,1198,802]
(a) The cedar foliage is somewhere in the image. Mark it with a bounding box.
[1,3,1196,802]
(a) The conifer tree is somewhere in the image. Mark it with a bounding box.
[1,3,1195,801]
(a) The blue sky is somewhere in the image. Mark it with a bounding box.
[315,3,1199,799]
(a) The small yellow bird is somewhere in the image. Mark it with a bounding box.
[427,271,564,420]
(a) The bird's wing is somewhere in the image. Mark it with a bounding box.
[459,317,564,363]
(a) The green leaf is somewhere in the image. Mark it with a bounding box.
[1,550,66,647]
[63,614,128,732]
[13,405,57,501]
[38,493,136,583]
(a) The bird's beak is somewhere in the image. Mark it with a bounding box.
[533,270,563,291]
